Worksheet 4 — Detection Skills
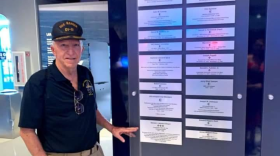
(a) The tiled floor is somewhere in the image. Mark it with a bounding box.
[0,138,10,144]
[0,137,30,156]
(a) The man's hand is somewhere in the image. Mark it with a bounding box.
[96,110,138,143]
[111,127,138,143]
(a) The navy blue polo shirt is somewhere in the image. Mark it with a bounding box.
[18,61,98,153]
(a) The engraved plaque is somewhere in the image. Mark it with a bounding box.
[139,55,182,79]
[187,0,235,4]
[185,118,232,129]
[139,0,182,7]
[139,8,183,27]
[140,94,182,118]
[185,79,233,96]
[186,67,234,75]
[185,99,233,117]
[140,82,182,91]
[139,42,182,52]
[186,54,234,63]
[186,41,234,51]
[187,5,235,25]
[186,28,235,38]
[139,30,182,40]
[141,120,182,145]
[186,130,232,141]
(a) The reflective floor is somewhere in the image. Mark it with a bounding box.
[0,138,11,144]
[0,137,30,156]
[0,128,113,156]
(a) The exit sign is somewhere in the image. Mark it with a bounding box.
[0,52,6,60]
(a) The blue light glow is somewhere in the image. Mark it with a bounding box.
[121,56,128,68]
[0,14,13,90]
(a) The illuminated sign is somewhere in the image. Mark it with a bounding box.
[0,52,6,60]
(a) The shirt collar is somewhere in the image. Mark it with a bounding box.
[49,60,87,82]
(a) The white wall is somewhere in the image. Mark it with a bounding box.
[0,0,40,73]
[88,41,112,125]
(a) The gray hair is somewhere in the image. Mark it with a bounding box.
[51,40,84,49]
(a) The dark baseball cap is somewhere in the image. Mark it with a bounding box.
[51,20,85,41]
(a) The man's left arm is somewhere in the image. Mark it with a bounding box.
[96,110,138,143]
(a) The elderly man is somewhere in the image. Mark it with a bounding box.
[18,20,138,156]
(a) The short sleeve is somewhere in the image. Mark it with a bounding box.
[18,75,45,129]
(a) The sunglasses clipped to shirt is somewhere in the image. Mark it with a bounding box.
[74,90,84,115]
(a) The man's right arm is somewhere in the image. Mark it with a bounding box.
[18,71,46,156]
[20,128,46,156]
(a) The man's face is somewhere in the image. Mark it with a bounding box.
[51,39,84,69]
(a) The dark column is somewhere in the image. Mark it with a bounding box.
[108,0,130,156]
